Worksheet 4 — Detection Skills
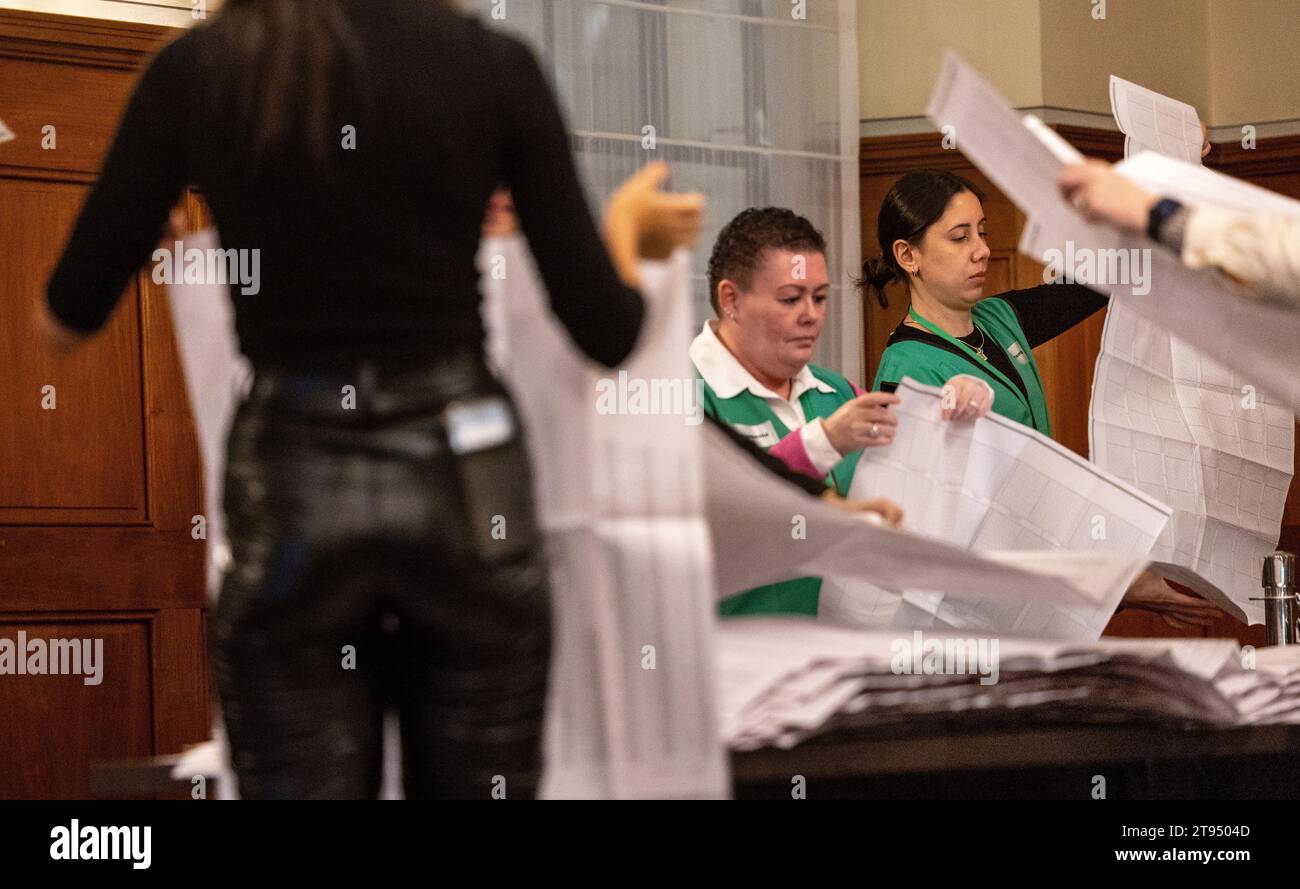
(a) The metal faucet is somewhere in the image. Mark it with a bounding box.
[1253,551,1298,646]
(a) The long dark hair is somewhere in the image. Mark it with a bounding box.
[859,169,984,306]
[202,0,385,177]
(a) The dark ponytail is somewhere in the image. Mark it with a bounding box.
[858,168,983,306]
[860,255,899,295]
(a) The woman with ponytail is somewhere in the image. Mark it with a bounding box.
[43,0,703,797]
[864,169,1109,432]
[864,168,1224,631]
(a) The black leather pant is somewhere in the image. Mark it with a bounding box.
[210,353,551,799]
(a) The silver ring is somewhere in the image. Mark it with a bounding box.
[868,423,879,438]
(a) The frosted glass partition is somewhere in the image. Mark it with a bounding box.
[478,0,862,379]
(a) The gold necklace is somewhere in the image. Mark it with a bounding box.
[970,324,988,361]
[906,316,988,361]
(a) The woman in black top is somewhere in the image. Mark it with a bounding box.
[43,0,702,799]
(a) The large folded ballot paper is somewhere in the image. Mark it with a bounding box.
[479,235,726,799]
[1087,80,1296,627]
[1091,297,1293,626]
[822,378,1167,640]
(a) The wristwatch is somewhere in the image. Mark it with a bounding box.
[1146,197,1185,245]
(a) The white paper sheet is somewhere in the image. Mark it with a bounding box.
[1090,298,1293,625]
[827,378,1167,638]
[699,418,1137,613]
[480,234,726,799]
[1109,74,1205,164]
[1084,83,1296,626]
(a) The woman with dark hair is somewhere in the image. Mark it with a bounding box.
[862,168,1223,631]
[41,0,702,798]
[864,169,1110,433]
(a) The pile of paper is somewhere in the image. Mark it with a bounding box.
[719,618,1300,751]
[1223,645,1300,724]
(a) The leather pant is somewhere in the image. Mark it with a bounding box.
[210,353,551,799]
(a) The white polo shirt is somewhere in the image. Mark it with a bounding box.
[689,320,845,476]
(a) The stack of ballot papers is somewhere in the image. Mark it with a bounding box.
[719,618,1300,750]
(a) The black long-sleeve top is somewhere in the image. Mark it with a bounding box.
[46,0,643,369]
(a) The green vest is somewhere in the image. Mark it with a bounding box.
[696,363,859,616]
[872,297,1052,435]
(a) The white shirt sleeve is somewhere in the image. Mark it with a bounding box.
[1183,204,1300,307]
[800,417,844,476]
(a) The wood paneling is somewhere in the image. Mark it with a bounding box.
[1,179,147,523]
[0,8,207,798]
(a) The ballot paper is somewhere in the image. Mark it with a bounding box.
[162,228,254,602]
[1109,74,1206,163]
[480,234,725,799]
[927,51,1300,416]
[701,417,1151,608]
[1090,297,1293,626]
[1087,84,1297,626]
[823,378,1167,639]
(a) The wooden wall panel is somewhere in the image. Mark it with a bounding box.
[0,8,208,798]
[0,617,153,799]
[0,178,147,523]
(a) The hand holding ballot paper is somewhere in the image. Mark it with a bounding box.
[1058,85,1300,309]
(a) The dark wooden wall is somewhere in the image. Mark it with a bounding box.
[0,9,207,798]
[859,125,1300,645]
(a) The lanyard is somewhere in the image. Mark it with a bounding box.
[906,305,1036,424]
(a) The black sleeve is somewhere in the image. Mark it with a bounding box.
[995,282,1109,349]
[495,35,645,369]
[705,413,828,497]
[46,37,192,334]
